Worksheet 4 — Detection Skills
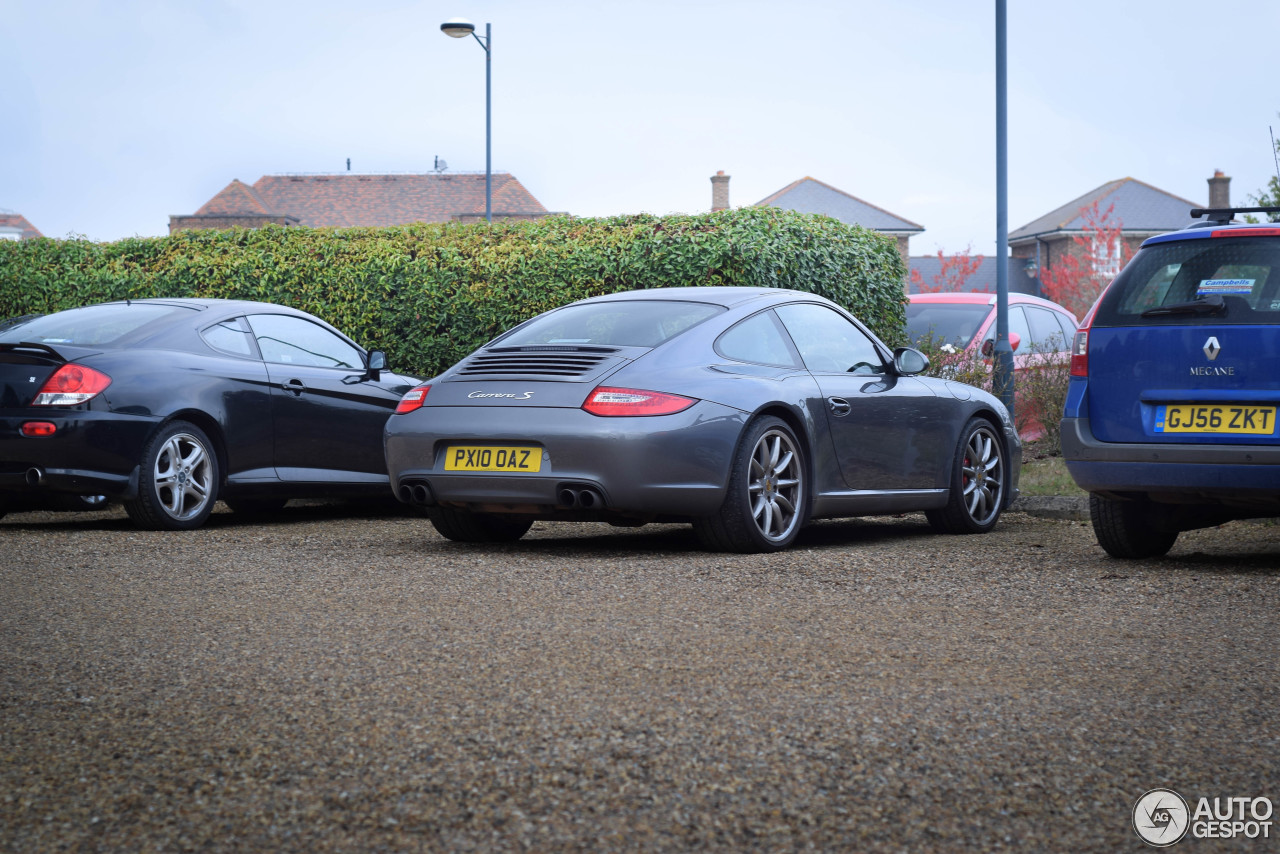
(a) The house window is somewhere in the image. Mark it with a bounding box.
[1092,234,1122,279]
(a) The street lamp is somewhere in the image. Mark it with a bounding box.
[440,17,492,224]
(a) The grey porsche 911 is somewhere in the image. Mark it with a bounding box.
[384,287,1020,553]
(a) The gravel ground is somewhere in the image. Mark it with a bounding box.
[2,502,1278,852]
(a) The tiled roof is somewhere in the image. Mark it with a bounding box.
[196,179,274,216]
[755,176,924,233]
[193,173,550,227]
[0,212,43,240]
[1009,177,1202,242]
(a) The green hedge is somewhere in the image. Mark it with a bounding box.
[0,207,908,377]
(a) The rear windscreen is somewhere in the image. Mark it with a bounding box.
[904,302,991,349]
[0,303,195,346]
[1094,236,1280,326]
[498,300,724,348]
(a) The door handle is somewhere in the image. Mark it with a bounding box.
[283,379,307,395]
[827,397,851,417]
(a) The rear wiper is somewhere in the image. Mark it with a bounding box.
[1140,294,1225,318]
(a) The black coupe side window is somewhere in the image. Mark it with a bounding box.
[246,314,363,369]
[201,318,256,357]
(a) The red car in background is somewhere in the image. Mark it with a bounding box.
[906,292,1078,359]
[906,292,1079,439]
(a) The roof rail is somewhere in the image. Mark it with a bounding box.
[1189,206,1280,225]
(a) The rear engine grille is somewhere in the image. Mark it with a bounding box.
[456,347,618,378]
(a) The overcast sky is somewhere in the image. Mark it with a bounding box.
[3,0,1277,256]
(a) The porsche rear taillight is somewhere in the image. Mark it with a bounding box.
[31,364,111,406]
[582,386,697,417]
[395,385,431,414]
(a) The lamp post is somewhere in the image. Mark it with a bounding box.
[992,0,1015,415]
[440,17,491,223]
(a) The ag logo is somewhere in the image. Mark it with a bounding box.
[1133,788,1190,847]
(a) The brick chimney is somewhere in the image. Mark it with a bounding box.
[1208,169,1231,209]
[711,170,730,211]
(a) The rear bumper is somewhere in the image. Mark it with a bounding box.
[0,410,157,501]
[1061,416,1280,497]
[384,402,746,517]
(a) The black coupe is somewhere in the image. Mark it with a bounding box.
[0,299,418,529]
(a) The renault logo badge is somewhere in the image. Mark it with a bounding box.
[1203,336,1221,361]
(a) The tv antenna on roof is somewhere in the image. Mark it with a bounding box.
[1271,126,1279,185]
[434,156,448,173]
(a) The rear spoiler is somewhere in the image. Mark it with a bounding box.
[0,342,69,362]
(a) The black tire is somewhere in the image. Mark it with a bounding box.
[224,497,288,516]
[926,417,1007,535]
[1089,493,1178,559]
[124,421,219,531]
[694,415,806,553]
[427,506,533,543]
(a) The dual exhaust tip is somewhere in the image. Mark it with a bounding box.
[398,481,433,505]
[397,479,606,510]
[558,486,603,509]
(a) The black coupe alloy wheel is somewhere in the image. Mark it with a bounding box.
[124,421,219,531]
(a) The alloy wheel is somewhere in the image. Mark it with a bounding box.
[154,432,214,522]
[961,425,1003,527]
[748,428,803,543]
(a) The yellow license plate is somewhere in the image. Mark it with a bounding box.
[443,445,542,472]
[1156,405,1276,435]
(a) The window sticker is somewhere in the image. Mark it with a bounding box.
[1197,278,1255,296]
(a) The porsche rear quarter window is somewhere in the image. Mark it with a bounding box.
[714,311,800,367]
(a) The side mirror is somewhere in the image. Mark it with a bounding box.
[893,347,929,376]
[981,333,1021,357]
[366,350,388,381]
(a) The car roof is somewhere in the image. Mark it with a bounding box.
[1141,206,1280,247]
[98,297,297,314]
[908,291,1076,316]
[576,287,831,310]
[1143,218,1280,247]
[908,292,996,305]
